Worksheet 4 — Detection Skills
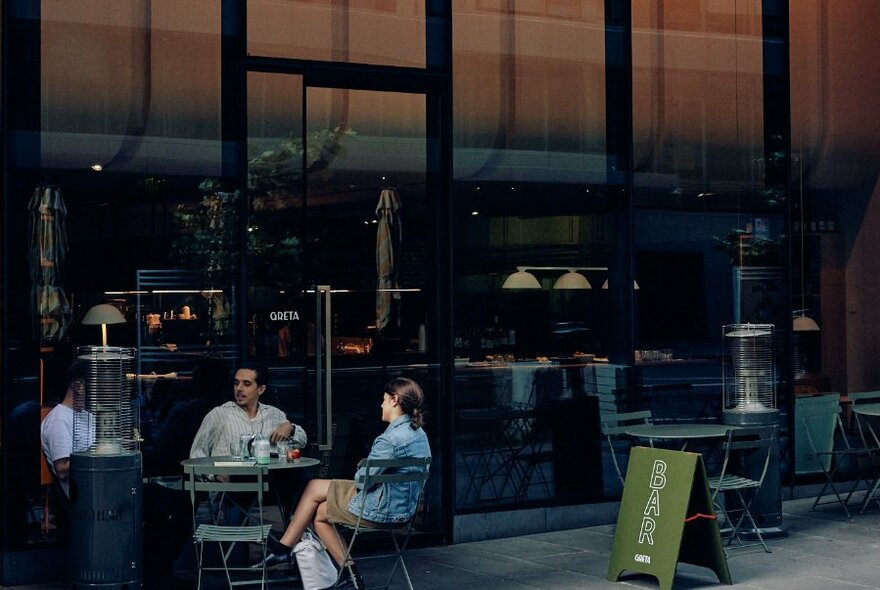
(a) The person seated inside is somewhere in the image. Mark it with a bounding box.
[258,377,431,590]
[40,359,96,497]
[189,361,306,459]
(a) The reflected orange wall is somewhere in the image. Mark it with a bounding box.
[632,0,764,189]
[41,0,221,140]
[452,2,606,153]
[790,1,880,391]
[33,1,880,394]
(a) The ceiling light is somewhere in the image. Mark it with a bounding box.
[793,315,820,332]
[502,268,542,289]
[602,279,640,290]
[553,271,591,290]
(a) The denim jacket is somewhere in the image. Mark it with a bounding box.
[348,415,431,524]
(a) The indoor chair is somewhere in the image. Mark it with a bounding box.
[601,410,653,486]
[707,426,777,553]
[184,463,272,590]
[331,456,431,590]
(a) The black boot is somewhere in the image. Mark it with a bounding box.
[250,542,293,569]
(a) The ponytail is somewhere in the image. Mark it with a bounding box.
[409,407,425,430]
[385,377,426,430]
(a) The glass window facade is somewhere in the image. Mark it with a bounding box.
[3,0,880,583]
[451,2,623,510]
[630,1,790,423]
[247,0,427,67]
[5,0,229,552]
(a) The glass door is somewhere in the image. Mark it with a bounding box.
[246,73,442,534]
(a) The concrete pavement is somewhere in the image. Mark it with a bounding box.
[5,496,880,589]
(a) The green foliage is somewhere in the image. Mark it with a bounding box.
[247,126,357,207]
[172,126,356,280]
[172,191,239,275]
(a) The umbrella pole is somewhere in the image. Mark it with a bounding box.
[101,324,108,349]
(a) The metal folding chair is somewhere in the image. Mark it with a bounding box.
[331,456,431,590]
[798,399,873,520]
[844,391,880,512]
[184,463,273,590]
[707,426,777,553]
[601,410,653,486]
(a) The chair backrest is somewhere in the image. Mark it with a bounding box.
[601,410,653,436]
[352,457,431,523]
[39,406,55,486]
[184,464,270,494]
[847,391,880,405]
[355,457,431,486]
[715,426,777,493]
[795,393,841,475]
[847,391,880,449]
[601,411,652,486]
[183,463,269,528]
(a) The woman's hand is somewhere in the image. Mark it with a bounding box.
[270,421,294,444]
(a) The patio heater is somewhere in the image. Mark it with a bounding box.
[69,345,143,589]
[720,324,785,537]
[722,324,777,424]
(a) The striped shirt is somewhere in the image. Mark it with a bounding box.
[189,401,307,459]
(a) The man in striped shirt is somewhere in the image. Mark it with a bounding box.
[189,362,306,459]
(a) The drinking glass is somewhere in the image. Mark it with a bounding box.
[276,440,288,460]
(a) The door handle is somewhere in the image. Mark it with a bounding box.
[316,285,333,450]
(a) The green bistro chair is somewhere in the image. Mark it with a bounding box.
[845,391,880,512]
[331,456,432,590]
[601,410,654,486]
[796,393,874,519]
[707,426,777,553]
[184,463,273,590]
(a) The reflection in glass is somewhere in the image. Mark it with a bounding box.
[248,0,426,68]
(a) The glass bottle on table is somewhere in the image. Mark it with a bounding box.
[253,435,271,465]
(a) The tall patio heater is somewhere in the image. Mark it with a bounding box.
[721,324,785,537]
[69,346,143,589]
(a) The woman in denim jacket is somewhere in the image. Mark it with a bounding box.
[266,377,431,589]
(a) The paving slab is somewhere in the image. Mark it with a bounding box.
[6,496,880,589]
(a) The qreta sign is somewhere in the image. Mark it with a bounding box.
[269,310,300,321]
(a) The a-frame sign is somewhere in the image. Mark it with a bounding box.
[606,446,731,590]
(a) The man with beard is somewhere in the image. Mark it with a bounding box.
[189,362,306,459]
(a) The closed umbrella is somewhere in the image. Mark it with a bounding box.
[29,186,72,341]
[375,188,402,333]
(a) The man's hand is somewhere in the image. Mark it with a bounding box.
[269,421,294,444]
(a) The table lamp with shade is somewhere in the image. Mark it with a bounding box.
[82,303,126,347]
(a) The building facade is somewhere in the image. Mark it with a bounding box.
[1,1,879,585]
